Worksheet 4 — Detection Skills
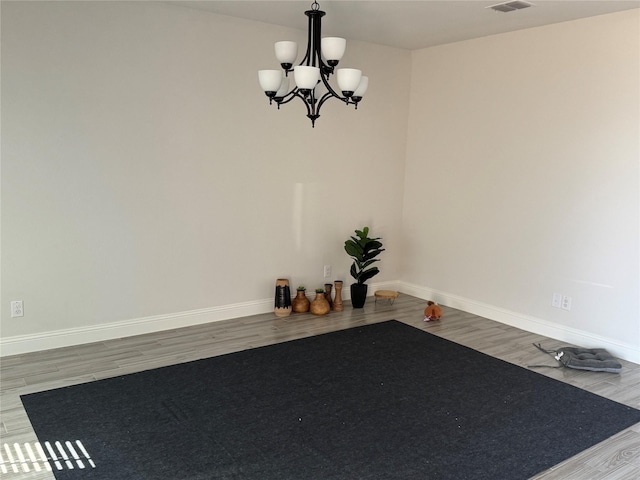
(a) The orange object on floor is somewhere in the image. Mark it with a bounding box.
[424,301,442,320]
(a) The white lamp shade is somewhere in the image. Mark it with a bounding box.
[275,76,290,97]
[336,68,362,92]
[294,65,320,89]
[258,70,284,92]
[353,76,369,97]
[321,37,346,61]
[275,41,298,64]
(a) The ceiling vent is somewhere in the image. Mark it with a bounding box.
[487,1,535,13]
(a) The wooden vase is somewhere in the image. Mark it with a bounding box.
[274,278,292,317]
[333,280,344,312]
[324,283,333,310]
[292,289,310,313]
[310,291,330,316]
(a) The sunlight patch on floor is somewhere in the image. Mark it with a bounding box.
[1,440,95,474]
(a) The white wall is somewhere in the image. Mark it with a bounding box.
[402,10,640,361]
[3,2,639,363]
[1,1,410,352]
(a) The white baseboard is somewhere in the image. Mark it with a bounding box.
[4,280,636,364]
[0,280,401,357]
[399,281,640,364]
[0,299,273,357]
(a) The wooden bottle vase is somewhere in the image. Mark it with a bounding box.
[310,291,330,315]
[292,289,310,313]
[333,280,344,312]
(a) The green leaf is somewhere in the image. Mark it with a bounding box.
[366,240,383,250]
[360,258,380,270]
[359,267,379,284]
[344,241,363,258]
[350,263,358,281]
[363,249,384,262]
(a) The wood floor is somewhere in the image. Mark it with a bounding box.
[1,293,639,479]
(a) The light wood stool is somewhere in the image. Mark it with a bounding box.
[374,290,399,305]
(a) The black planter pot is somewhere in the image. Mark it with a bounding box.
[350,283,368,308]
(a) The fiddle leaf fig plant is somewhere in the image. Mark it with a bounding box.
[344,226,385,285]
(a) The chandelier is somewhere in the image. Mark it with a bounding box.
[258,1,368,128]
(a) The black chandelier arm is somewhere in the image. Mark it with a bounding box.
[316,90,347,115]
[304,97,318,121]
[300,12,313,66]
[270,80,360,126]
[319,74,349,104]
[320,65,335,76]
[300,8,334,73]
[281,89,317,120]
[274,89,301,106]
[316,91,335,113]
[302,9,322,67]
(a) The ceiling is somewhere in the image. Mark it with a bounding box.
[169,0,639,50]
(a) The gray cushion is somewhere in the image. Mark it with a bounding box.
[555,347,622,373]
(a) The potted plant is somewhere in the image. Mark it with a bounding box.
[344,226,385,308]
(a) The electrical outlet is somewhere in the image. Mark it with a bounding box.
[552,293,562,308]
[561,295,572,311]
[11,300,24,318]
[323,265,331,278]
